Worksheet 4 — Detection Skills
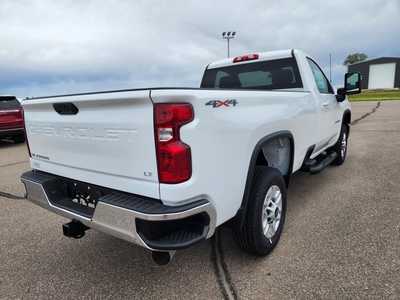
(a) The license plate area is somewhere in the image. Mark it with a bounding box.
[45,177,111,218]
[67,181,103,209]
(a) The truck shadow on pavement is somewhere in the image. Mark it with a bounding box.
[39,232,217,298]
[0,139,25,149]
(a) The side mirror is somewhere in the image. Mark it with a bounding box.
[336,88,346,102]
[336,72,362,102]
[345,72,361,95]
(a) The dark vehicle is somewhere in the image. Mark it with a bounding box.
[0,96,25,143]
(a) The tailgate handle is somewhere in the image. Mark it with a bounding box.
[53,103,79,115]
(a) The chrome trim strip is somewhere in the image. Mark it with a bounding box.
[0,109,21,113]
[0,127,24,133]
[21,177,216,251]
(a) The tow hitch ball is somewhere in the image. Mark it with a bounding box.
[152,251,176,265]
[62,220,89,239]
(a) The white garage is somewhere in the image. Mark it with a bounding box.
[348,57,400,90]
[368,63,396,89]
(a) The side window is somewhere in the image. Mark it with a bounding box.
[307,58,333,94]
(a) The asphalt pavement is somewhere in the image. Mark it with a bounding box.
[0,101,399,299]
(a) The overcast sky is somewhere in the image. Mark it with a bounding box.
[1,0,399,98]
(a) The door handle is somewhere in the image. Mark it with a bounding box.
[321,102,330,108]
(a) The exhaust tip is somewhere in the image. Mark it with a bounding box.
[151,251,175,266]
[62,220,89,239]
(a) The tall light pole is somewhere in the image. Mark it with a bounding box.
[329,53,332,83]
[222,31,236,58]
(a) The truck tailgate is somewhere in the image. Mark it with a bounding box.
[22,90,159,199]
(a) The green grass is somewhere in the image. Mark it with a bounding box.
[349,89,400,101]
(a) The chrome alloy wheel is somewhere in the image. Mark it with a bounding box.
[261,185,282,239]
[341,132,347,158]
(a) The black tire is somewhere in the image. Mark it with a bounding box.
[234,166,287,256]
[331,124,349,166]
[13,134,25,143]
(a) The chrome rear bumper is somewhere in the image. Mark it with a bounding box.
[21,170,216,251]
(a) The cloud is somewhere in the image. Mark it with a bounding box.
[0,0,399,97]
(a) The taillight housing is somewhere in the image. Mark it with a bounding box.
[154,103,194,184]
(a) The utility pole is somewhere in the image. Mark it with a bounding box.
[329,53,332,83]
[222,31,236,58]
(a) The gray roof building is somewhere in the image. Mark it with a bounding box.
[348,57,400,89]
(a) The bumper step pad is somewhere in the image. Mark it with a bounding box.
[140,228,207,250]
[99,192,208,215]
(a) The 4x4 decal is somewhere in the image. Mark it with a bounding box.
[205,99,238,108]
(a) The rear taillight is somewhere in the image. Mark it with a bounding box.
[154,103,194,184]
[233,53,259,63]
[22,107,31,157]
[15,109,23,120]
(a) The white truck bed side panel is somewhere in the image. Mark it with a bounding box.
[151,89,317,225]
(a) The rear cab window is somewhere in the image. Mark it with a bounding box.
[201,57,303,90]
[0,96,21,110]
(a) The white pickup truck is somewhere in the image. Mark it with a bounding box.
[21,49,361,264]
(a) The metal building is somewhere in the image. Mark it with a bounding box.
[348,57,400,89]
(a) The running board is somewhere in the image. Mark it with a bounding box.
[308,152,338,174]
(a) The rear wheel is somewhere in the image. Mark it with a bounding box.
[234,166,287,256]
[331,124,348,166]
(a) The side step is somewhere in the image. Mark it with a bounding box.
[302,152,338,174]
[308,152,337,174]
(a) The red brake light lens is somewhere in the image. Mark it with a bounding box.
[154,103,194,184]
[233,53,259,63]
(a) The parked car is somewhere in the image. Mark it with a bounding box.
[0,96,25,143]
[21,49,361,264]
